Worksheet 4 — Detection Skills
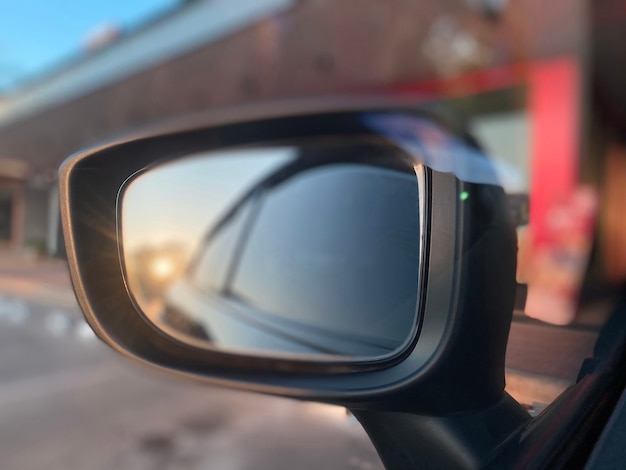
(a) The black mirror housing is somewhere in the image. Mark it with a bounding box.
[60,98,517,414]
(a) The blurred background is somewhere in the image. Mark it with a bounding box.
[0,0,625,468]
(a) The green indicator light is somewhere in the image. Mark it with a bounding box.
[460,191,470,201]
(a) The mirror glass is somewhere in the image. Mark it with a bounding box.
[120,140,422,361]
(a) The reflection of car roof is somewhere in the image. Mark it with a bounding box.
[189,142,416,271]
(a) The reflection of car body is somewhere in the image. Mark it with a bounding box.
[162,147,421,357]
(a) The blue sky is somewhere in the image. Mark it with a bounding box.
[0,0,180,92]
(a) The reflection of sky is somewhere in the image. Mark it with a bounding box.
[363,112,526,193]
[121,147,296,259]
[470,111,529,193]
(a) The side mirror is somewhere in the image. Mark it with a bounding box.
[60,100,519,416]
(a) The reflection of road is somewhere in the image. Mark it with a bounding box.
[0,260,382,470]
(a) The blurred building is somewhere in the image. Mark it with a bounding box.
[0,0,295,255]
[0,0,587,256]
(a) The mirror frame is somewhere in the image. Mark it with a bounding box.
[60,98,516,413]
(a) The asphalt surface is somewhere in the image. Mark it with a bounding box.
[0,256,607,468]
[0,283,383,470]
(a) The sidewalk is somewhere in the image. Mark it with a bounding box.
[0,253,77,310]
[0,253,599,408]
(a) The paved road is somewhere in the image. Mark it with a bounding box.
[0,294,383,470]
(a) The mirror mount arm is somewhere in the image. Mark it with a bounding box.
[352,393,530,470]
